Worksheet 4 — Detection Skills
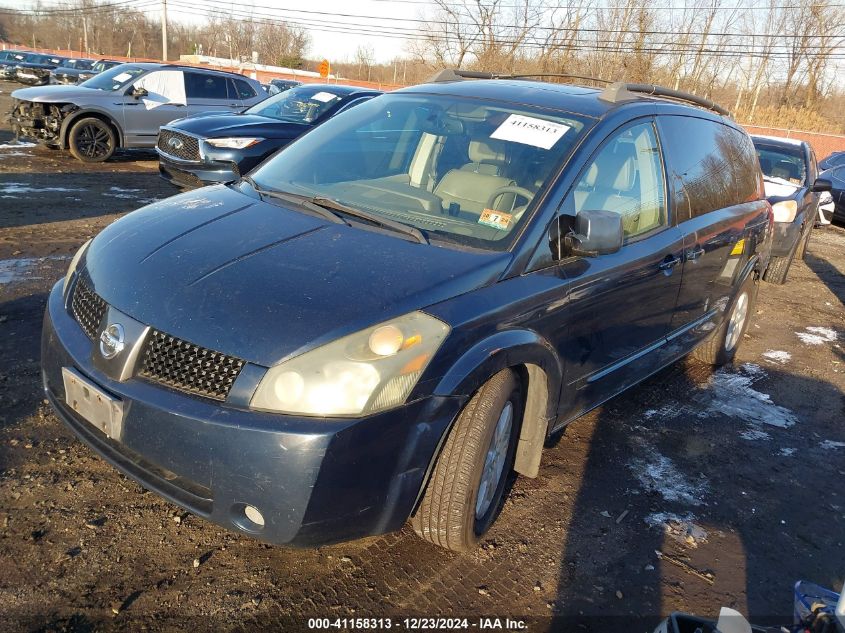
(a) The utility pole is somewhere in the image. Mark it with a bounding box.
[82,16,88,54]
[161,0,169,61]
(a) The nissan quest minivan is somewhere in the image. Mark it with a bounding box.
[43,72,775,552]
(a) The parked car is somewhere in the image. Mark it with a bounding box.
[158,84,382,188]
[10,63,265,162]
[0,49,29,72]
[0,50,29,77]
[822,165,845,224]
[266,78,301,95]
[43,72,773,552]
[75,59,123,84]
[12,53,68,85]
[818,150,845,172]
[751,135,831,283]
[50,57,104,85]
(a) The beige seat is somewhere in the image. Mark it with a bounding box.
[434,170,516,216]
[459,139,508,175]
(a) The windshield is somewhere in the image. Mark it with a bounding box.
[24,53,53,64]
[63,59,93,70]
[250,93,592,250]
[755,143,806,185]
[246,85,346,123]
[80,64,145,91]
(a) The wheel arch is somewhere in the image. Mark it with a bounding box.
[431,330,562,478]
[59,109,124,149]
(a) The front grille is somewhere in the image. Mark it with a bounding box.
[71,278,107,340]
[157,129,200,161]
[140,330,244,401]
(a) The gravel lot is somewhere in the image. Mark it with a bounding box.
[0,79,843,632]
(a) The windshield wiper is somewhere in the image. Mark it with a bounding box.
[308,196,429,245]
[241,177,345,225]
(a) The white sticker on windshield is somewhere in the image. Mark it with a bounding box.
[490,114,570,150]
[113,72,132,83]
[311,91,337,103]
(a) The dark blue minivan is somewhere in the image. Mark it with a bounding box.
[43,72,774,551]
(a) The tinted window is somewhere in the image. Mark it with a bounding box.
[563,120,667,241]
[659,116,759,219]
[186,72,228,99]
[233,79,256,99]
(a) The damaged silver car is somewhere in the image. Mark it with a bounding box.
[9,62,265,162]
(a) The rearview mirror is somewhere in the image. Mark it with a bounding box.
[130,85,148,98]
[811,177,832,192]
[563,210,624,257]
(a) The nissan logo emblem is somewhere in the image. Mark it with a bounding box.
[168,136,184,151]
[99,323,126,359]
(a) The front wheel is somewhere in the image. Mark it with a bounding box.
[68,117,116,162]
[692,274,757,366]
[411,369,522,552]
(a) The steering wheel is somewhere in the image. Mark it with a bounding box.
[485,186,535,211]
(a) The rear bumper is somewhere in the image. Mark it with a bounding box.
[42,280,463,546]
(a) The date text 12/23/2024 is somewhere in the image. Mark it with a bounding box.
[307,617,528,630]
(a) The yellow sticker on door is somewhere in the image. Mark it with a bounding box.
[478,209,513,230]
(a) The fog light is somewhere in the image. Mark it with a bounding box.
[243,505,265,527]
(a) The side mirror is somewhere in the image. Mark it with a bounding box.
[130,85,148,99]
[563,210,624,257]
[811,177,832,192]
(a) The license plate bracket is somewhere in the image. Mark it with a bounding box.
[62,367,124,440]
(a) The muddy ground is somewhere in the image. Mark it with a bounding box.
[0,79,843,632]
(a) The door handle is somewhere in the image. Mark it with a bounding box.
[686,245,705,261]
[658,255,682,272]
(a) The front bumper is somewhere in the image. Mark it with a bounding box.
[771,211,807,257]
[157,150,238,189]
[42,280,463,546]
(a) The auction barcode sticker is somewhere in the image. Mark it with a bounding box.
[311,91,338,103]
[490,114,570,150]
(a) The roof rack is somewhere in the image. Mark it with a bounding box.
[427,68,611,86]
[426,69,731,117]
[599,82,731,117]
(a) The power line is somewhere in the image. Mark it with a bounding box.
[0,0,158,16]
[167,0,845,60]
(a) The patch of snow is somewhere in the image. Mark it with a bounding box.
[0,141,36,149]
[779,447,796,457]
[0,182,84,196]
[628,450,707,506]
[0,256,68,284]
[703,364,797,428]
[762,350,791,364]
[820,440,845,450]
[740,429,771,441]
[645,512,708,547]
[795,327,838,346]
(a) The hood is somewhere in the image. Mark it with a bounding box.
[84,185,509,367]
[763,176,803,202]
[11,84,106,103]
[16,63,56,71]
[53,67,85,77]
[170,114,308,139]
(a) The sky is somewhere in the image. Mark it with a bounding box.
[166,0,432,63]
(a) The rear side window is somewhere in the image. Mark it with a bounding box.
[659,116,759,219]
[233,79,256,99]
[185,72,228,99]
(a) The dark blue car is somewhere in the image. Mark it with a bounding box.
[157,83,381,188]
[43,72,774,551]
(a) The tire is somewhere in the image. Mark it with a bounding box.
[692,274,757,366]
[411,369,523,552]
[795,223,812,261]
[763,250,794,284]
[68,117,116,162]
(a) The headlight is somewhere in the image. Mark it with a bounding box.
[250,311,450,417]
[771,200,798,223]
[205,137,263,149]
[63,239,91,294]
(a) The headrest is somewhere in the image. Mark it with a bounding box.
[468,139,506,164]
[595,148,636,191]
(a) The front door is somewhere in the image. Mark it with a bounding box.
[122,70,188,146]
[553,119,684,419]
